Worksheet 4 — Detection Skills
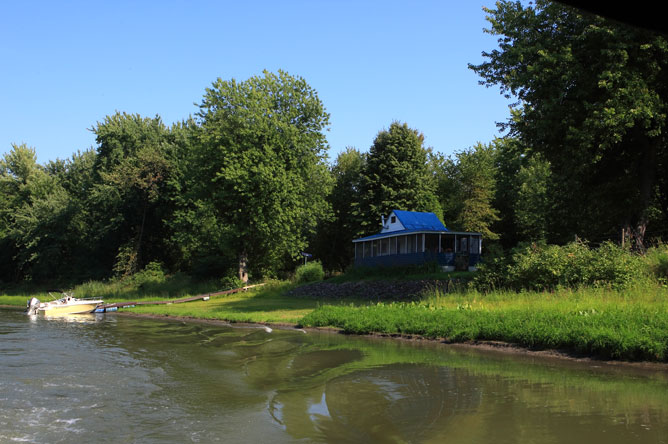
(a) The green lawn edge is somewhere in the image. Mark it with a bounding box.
[3,276,668,362]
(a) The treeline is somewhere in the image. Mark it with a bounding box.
[1,0,667,285]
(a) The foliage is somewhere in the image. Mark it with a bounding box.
[312,147,365,271]
[470,0,668,248]
[354,122,441,237]
[294,260,325,284]
[513,154,551,242]
[0,144,88,282]
[473,241,645,292]
[645,244,668,283]
[436,142,499,239]
[220,275,244,291]
[131,261,167,287]
[91,112,175,275]
[196,70,333,277]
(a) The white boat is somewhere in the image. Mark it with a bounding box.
[26,292,104,316]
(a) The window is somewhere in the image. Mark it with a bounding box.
[391,216,396,223]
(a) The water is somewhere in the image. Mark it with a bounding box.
[1,308,668,443]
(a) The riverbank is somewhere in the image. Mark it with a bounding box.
[3,278,668,363]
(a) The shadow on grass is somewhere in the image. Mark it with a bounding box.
[208,282,367,315]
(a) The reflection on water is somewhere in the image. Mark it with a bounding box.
[1,309,668,443]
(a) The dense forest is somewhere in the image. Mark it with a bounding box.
[1,0,667,285]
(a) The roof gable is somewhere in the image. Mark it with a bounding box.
[393,210,447,231]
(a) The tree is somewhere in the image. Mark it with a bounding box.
[470,0,668,248]
[312,147,365,271]
[91,112,174,275]
[490,137,551,246]
[436,143,500,240]
[0,144,86,282]
[355,122,442,236]
[195,70,332,280]
[513,154,551,242]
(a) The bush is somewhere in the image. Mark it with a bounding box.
[646,244,668,283]
[132,262,167,287]
[295,261,325,284]
[473,241,643,292]
[220,275,244,290]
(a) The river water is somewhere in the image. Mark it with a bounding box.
[1,308,668,443]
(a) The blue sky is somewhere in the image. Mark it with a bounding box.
[1,0,512,164]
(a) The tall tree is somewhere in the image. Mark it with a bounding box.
[196,70,332,280]
[91,112,174,275]
[313,147,365,271]
[355,122,441,236]
[436,143,500,240]
[0,144,87,282]
[513,154,551,242]
[470,0,668,248]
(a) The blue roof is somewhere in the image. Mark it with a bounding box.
[353,210,449,242]
[393,210,447,231]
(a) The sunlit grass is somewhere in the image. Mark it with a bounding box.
[5,273,668,362]
[127,281,322,324]
[301,283,668,361]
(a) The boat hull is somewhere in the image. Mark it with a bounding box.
[27,294,105,316]
[40,302,101,316]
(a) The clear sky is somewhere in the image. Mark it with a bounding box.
[1,0,512,164]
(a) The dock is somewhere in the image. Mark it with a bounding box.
[93,284,264,312]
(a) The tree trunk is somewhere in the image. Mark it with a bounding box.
[625,135,657,252]
[238,251,248,284]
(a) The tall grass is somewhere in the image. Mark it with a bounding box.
[72,272,221,301]
[646,244,668,284]
[301,283,668,362]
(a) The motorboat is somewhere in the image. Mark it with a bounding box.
[26,292,104,316]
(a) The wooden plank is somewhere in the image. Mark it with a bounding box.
[95,284,265,310]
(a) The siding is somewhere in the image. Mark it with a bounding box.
[354,252,481,267]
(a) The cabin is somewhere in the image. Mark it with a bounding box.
[352,210,482,271]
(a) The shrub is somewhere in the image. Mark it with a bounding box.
[473,241,643,292]
[295,261,325,284]
[220,275,244,290]
[646,244,668,283]
[470,255,509,292]
[132,262,167,287]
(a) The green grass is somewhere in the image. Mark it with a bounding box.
[4,270,668,362]
[128,280,323,324]
[301,283,668,361]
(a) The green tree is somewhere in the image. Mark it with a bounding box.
[164,118,238,277]
[437,143,500,240]
[91,112,174,275]
[313,147,365,271]
[0,144,87,282]
[490,137,551,246]
[470,0,668,248]
[514,154,551,242]
[195,70,332,280]
[355,122,441,236]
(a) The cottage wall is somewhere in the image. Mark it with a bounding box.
[380,211,405,233]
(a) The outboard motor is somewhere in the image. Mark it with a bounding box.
[26,297,40,315]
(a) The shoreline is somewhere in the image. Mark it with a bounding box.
[4,303,667,370]
[114,311,668,372]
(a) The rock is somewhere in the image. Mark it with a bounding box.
[286,280,448,301]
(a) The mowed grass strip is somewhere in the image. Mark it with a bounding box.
[122,282,321,324]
